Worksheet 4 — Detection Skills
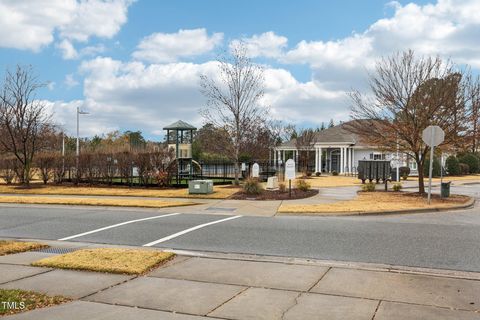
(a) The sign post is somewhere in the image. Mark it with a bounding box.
[422,125,445,204]
[285,159,296,198]
[251,163,259,178]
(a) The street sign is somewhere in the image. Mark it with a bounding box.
[285,159,296,180]
[422,125,445,204]
[422,126,445,147]
[251,163,259,178]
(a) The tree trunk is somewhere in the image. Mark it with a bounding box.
[417,161,425,194]
[234,161,240,185]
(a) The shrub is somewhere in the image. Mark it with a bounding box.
[401,173,408,180]
[306,171,312,177]
[243,177,263,195]
[399,166,410,177]
[459,163,470,175]
[332,170,339,176]
[278,182,286,193]
[155,170,169,187]
[361,182,376,192]
[423,157,441,177]
[392,183,402,192]
[315,171,321,177]
[445,155,460,175]
[295,179,311,192]
[458,153,480,174]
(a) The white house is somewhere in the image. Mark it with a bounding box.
[274,121,419,174]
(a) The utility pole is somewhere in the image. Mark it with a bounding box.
[76,106,89,182]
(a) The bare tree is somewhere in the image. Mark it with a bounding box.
[348,50,470,193]
[0,66,52,185]
[200,43,268,184]
[295,129,316,175]
[467,76,480,153]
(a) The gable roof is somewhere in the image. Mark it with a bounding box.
[163,120,197,130]
[278,120,369,148]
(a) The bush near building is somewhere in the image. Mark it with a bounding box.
[423,156,441,177]
[446,155,460,175]
[458,153,480,174]
[459,163,470,175]
[243,178,263,195]
[295,179,311,191]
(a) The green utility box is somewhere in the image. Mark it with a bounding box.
[188,180,214,194]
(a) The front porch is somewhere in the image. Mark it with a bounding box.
[273,146,357,174]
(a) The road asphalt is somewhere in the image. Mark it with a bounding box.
[0,184,479,272]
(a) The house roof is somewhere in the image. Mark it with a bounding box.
[278,120,369,148]
[163,120,197,130]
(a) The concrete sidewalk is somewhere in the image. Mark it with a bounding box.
[1,242,480,319]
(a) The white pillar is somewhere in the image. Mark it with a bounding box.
[340,147,344,174]
[350,148,354,173]
[282,150,285,162]
[314,148,318,173]
[319,147,322,173]
[273,149,277,165]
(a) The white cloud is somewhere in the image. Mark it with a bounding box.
[48,56,344,137]
[0,0,133,54]
[230,31,288,58]
[59,0,134,42]
[64,74,79,88]
[57,40,106,60]
[132,28,223,63]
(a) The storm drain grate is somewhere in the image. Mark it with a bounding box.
[34,247,80,254]
[206,207,237,212]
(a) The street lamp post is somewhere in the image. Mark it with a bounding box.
[76,106,89,181]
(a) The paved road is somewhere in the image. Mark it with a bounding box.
[0,184,479,272]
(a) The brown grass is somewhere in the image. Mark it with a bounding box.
[0,195,200,208]
[278,191,471,215]
[0,289,70,316]
[0,184,239,199]
[296,175,361,188]
[0,240,48,256]
[32,248,174,275]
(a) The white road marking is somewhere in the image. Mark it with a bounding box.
[58,213,181,241]
[143,215,242,247]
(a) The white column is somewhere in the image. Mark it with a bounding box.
[315,148,318,173]
[350,148,354,173]
[273,149,277,165]
[319,147,322,173]
[277,151,281,165]
[282,150,285,162]
[340,147,344,174]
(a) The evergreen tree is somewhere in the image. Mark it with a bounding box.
[328,119,334,128]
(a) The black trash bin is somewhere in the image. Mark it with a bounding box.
[441,181,451,198]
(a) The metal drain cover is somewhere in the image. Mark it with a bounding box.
[34,247,79,254]
[206,207,237,212]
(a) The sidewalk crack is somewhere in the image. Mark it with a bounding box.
[371,300,382,320]
[281,292,302,320]
[206,286,249,316]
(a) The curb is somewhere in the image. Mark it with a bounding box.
[277,196,475,217]
[5,237,480,281]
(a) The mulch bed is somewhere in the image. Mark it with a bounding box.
[229,188,318,200]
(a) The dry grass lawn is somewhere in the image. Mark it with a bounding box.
[406,174,480,183]
[0,195,199,208]
[278,191,471,215]
[32,248,174,275]
[0,289,70,316]
[297,175,361,188]
[0,240,48,256]
[0,184,239,199]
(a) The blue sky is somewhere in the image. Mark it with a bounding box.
[0,0,477,140]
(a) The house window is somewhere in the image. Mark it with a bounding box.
[370,153,385,160]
